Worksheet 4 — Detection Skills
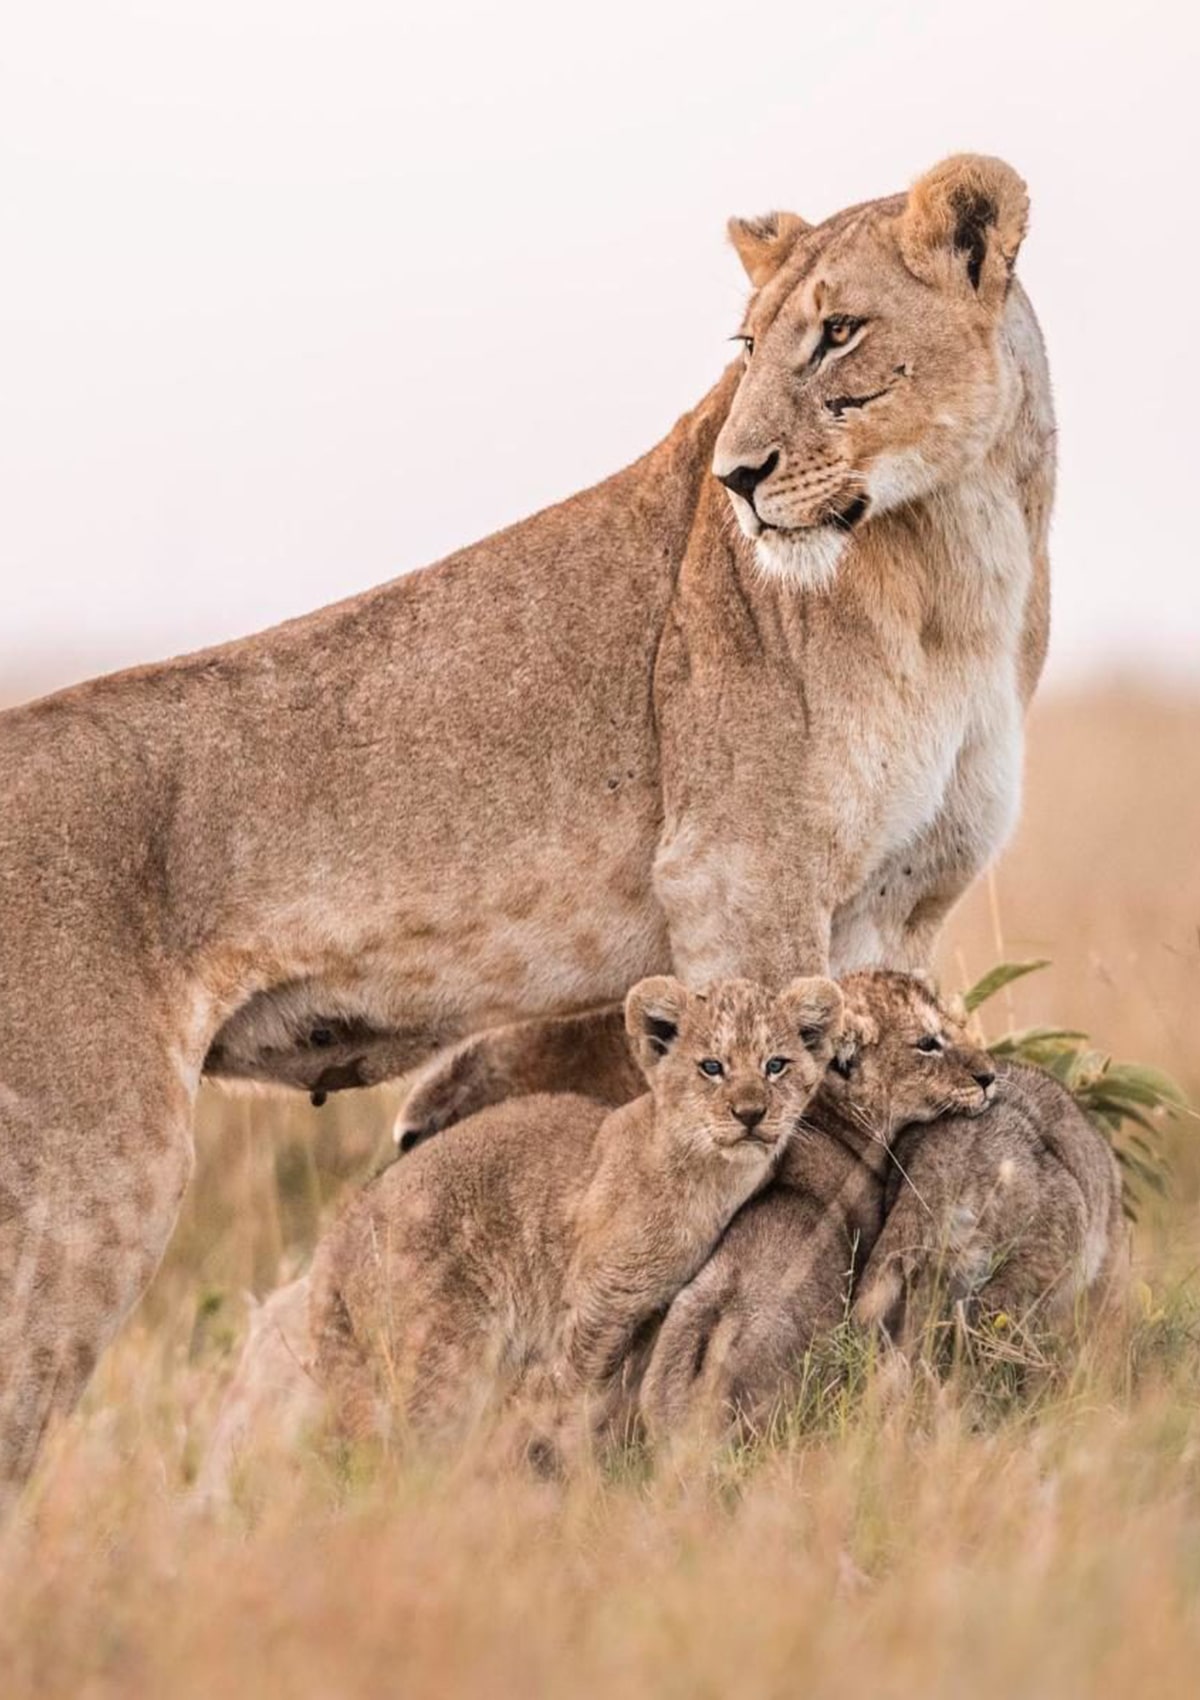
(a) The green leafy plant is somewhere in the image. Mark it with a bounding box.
[963,959,1193,1218]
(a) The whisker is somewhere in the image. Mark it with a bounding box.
[883,1142,933,1216]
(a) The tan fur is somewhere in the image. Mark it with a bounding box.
[397,1002,643,1152]
[640,972,997,1438]
[196,1277,321,1507]
[306,978,841,1462]
[0,155,1053,1493]
[393,971,995,1438]
[853,1061,1127,1337]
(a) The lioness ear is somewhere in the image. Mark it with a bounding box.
[727,211,809,288]
[625,976,690,1077]
[897,154,1028,308]
[778,976,844,1049]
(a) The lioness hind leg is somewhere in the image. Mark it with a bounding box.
[0,1070,194,1506]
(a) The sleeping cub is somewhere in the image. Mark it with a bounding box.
[201,974,842,1487]
[853,1059,1127,1337]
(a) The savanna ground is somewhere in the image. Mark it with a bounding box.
[3,686,1200,1699]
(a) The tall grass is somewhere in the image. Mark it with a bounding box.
[3,687,1199,1699]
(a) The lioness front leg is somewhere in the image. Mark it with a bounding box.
[652,824,832,986]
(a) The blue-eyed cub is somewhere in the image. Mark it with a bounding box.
[201,974,842,1486]
[397,970,999,1438]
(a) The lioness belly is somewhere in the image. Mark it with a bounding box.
[205,816,671,1089]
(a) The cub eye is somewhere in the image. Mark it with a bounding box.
[734,334,755,361]
[822,316,866,350]
[915,1035,944,1054]
[799,1026,825,1048]
[764,1056,789,1078]
[699,1058,724,1078]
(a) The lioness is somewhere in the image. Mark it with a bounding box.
[393,971,996,1438]
[0,154,1053,1490]
[853,1062,1127,1338]
[203,976,841,1484]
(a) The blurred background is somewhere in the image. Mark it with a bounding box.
[2,2,1198,1278]
[2,0,1198,696]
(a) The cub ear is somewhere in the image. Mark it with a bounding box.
[778,976,844,1049]
[830,1004,879,1076]
[625,976,691,1077]
[897,154,1028,309]
[843,1006,880,1050]
[727,210,810,288]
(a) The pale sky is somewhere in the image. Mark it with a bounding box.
[2,0,1198,705]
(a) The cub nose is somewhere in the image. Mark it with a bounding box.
[732,1105,766,1132]
[974,1069,997,1091]
[718,451,779,506]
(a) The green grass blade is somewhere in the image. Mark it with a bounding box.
[963,958,1051,1014]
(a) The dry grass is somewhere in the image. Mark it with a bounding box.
[3,685,1200,1699]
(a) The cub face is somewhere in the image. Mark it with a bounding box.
[825,970,996,1137]
[624,975,843,1165]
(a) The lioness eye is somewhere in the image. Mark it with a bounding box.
[764,1056,789,1078]
[699,1058,724,1078]
[733,334,755,360]
[822,316,865,349]
[916,1035,944,1054]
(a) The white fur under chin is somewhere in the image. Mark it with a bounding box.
[866,448,937,514]
[753,527,849,593]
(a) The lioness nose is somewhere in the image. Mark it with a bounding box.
[718,451,779,506]
[974,1069,997,1090]
[732,1105,766,1132]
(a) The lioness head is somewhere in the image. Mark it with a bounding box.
[825,969,996,1138]
[624,975,843,1163]
[713,153,1029,590]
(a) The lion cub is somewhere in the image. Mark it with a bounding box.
[640,971,999,1437]
[394,971,997,1438]
[853,1060,1126,1338]
[308,974,841,1456]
